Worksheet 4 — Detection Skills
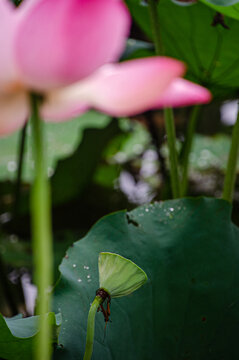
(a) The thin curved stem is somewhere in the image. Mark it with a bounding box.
[164,108,180,198]
[222,103,239,202]
[180,106,200,196]
[30,94,53,360]
[148,0,180,198]
[145,112,167,182]
[13,123,27,218]
[148,0,163,55]
[83,296,103,360]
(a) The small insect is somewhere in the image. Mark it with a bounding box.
[96,288,112,328]
[98,296,111,327]
[211,12,230,30]
[96,290,111,341]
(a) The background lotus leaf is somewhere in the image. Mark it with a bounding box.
[126,0,239,97]
[0,312,61,360]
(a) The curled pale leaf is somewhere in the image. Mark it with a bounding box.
[98,252,147,298]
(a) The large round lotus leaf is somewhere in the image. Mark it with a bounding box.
[53,198,239,360]
[126,0,239,97]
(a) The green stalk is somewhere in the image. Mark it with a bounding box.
[30,94,53,360]
[83,296,103,360]
[13,123,27,218]
[164,108,181,198]
[180,106,200,196]
[148,0,180,198]
[222,104,239,202]
[148,0,163,55]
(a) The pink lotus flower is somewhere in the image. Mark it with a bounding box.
[0,0,211,136]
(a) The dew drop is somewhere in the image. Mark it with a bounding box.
[84,265,90,270]
[72,264,77,268]
[77,278,82,283]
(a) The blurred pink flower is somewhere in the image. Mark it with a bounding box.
[152,78,212,109]
[0,0,211,136]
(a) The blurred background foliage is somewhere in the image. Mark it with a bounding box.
[1,0,239,320]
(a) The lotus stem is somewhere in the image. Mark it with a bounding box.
[148,0,180,198]
[83,296,103,360]
[180,105,200,196]
[13,123,27,218]
[30,93,53,360]
[164,107,181,198]
[222,103,239,202]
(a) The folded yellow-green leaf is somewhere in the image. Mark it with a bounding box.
[98,252,147,298]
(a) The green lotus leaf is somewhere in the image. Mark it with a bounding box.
[0,312,61,360]
[98,252,147,298]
